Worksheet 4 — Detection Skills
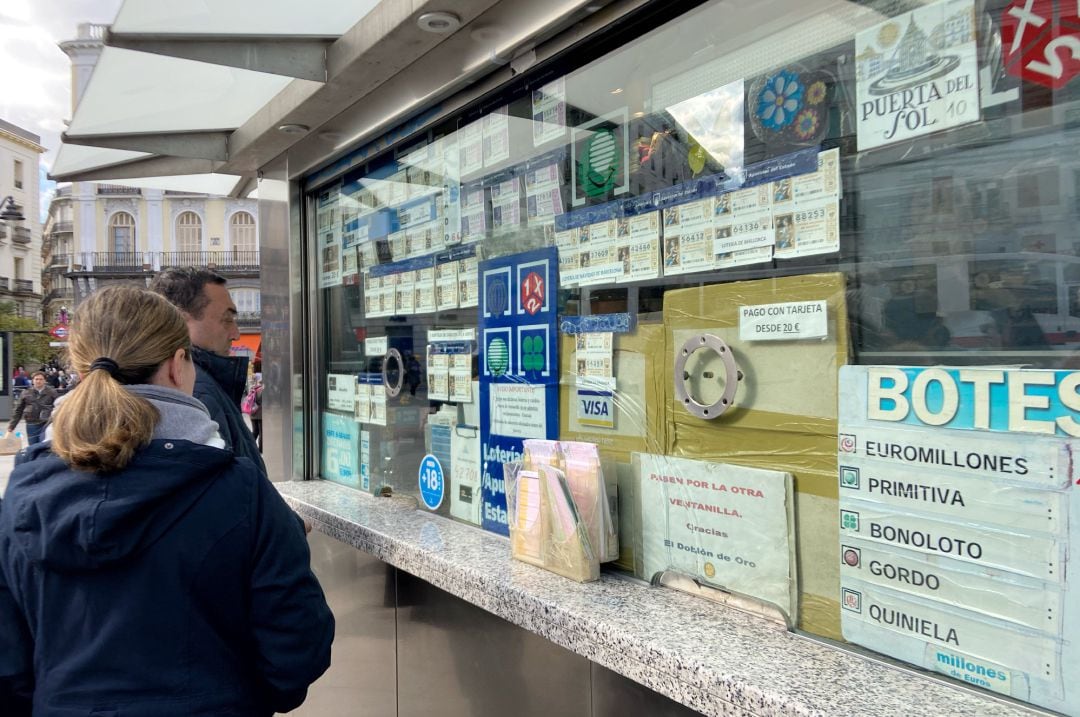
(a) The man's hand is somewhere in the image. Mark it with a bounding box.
[304,519,312,535]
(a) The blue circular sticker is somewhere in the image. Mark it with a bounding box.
[418,454,444,511]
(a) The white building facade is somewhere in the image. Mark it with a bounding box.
[0,119,44,319]
[42,24,261,355]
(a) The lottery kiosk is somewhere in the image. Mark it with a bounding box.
[63,0,1080,714]
[286,0,1080,713]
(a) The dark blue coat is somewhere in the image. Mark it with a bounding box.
[0,441,334,716]
[192,347,265,475]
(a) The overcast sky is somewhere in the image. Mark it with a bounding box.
[0,0,123,216]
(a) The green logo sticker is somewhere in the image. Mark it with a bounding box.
[522,335,545,372]
[578,128,620,197]
[487,337,509,376]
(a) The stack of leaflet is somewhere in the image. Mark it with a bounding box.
[504,440,618,583]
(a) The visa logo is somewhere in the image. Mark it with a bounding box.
[582,400,610,416]
[577,389,615,429]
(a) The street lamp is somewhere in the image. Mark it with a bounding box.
[0,196,24,222]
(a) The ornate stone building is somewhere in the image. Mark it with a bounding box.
[41,24,261,357]
[0,119,44,320]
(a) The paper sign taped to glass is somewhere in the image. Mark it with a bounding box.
[559,323,667,456]
[838,365,1080,714]
[636,453,797,621]
[663,272,849,639]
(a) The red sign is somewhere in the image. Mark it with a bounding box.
[520,271,545,316]
[1002,0,1080,89]
[48,325,69,340]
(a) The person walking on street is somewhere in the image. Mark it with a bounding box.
[5,372,57,445]
[247,372,264,452]
[150,268,264,473]
[0,286,334,716]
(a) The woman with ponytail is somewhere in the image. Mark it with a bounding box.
[0,286,333,716]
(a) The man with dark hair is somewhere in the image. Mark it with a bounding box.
[150,267,264,472]
[5,372,58,445]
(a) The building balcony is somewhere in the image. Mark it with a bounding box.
[79,252,149,273]
[0,276,37,298]
[237,311,261,330]
[161,250,260,274]
[47,253,72,272]
[55,186,72,199]
[11,226,31,245]
[44,287,75,303]
[50,221,73,234]
[64,251,260,279]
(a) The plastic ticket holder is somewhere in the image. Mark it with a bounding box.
[522,439,618,564]
[505,460,599,583]
[539,464,598,583]
[506,462,544,568]
[561,442,619,563]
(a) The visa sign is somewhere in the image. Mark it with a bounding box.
[577,389,615,429]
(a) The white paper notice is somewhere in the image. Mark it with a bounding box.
[356,383,371,424]
[490,383,548,439]
[636,453,796,619]
[490,177,522,233]
[739,300,828,341]
[427,352,449,401]
[459,119,484,178]
[483,105,510,167]
[360,430,371,491]
[458,257,479,308]
[370,391,387,426]
[532,77,566,147]
[460,186,487,244]
[450,354,473,403]
[574,332,613,378]
[451,428,482,525]
[327,374,357,413]
[317,184,342,288]
[855,0,980,151]
[436,261,459,311]
[616,212,661,283]
[365,336,388,355]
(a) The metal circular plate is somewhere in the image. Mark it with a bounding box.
[673,334,741,420]
[383,348,404,398]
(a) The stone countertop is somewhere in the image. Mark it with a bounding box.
[277,479,1038,717]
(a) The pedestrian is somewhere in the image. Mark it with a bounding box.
[5,371,57,444]
[0,286,334,715]
[150,268,263,472]
[248,372,264,452]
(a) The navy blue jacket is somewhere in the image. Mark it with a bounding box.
[192,347,265,475]
[0,442,333,716]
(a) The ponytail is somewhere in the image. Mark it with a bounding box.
[48,286,191,473]
[51,370,160,473]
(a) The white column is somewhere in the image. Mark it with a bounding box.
[145,188,164,254]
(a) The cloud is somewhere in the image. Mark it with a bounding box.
[0,0,122,217]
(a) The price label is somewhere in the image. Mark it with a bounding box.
[418,454,445,510]
[739,300,828,341]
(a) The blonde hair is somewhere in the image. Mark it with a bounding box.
[52,286,191,473]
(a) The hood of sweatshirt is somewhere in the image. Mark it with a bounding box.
[5,385,233,572]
